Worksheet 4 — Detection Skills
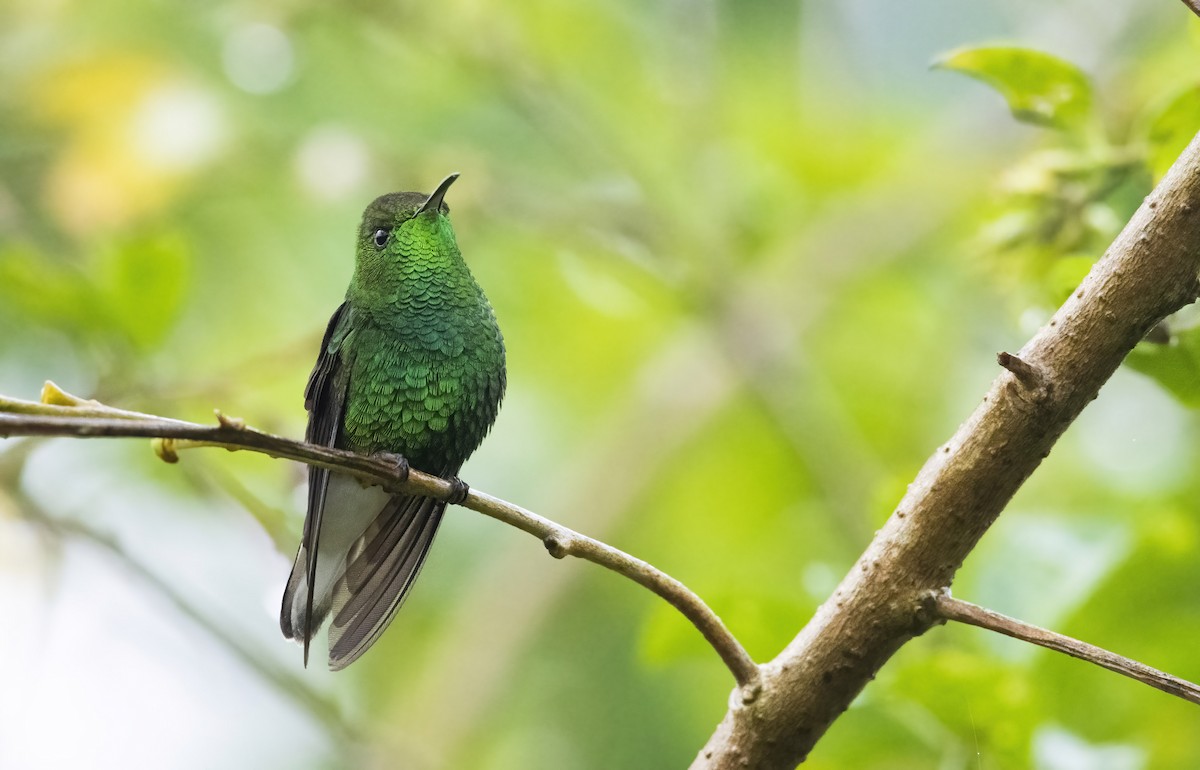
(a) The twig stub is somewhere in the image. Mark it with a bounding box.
[543,534,570,559]
[996,351,1045,391]
[215,410,246,430]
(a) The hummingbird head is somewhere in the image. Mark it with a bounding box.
[358,173,459,253]
[349,174,474,312]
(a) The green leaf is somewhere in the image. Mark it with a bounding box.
[1143,84,1200,181]
[0,235,189,353]
[98,233,190,351]
[1125,324,1200,407]
[935,45,1094,130]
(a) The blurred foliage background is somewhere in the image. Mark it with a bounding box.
[2,0,1200,768]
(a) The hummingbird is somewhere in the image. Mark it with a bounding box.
[280,174,506,669]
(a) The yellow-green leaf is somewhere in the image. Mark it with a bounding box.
[935,45,1094,131]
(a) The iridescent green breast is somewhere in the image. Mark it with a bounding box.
[340,310,505,473]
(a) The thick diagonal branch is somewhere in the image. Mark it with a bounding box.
[693,132,1200,768]
[0,389,759,690]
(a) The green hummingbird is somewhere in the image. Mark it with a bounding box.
[280,174,506,669]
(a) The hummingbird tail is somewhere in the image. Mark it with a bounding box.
[280,474,390,654]
[326,492,447,670]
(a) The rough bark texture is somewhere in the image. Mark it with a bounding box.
[692,132,1200,768]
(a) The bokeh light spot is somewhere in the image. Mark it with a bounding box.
[222,23,295,95]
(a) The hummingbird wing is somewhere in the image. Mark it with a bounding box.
[283,301,454,669]
[280,301,354,662]
[325,470,453,670]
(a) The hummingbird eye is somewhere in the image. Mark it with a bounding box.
[372,228,391,249]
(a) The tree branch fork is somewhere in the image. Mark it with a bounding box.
[689,127,1200,768]
[12,115,1200,767]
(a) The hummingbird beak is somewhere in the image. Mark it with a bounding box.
[416,173,460,216]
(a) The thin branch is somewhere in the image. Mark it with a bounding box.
[1181,0,1200,20]
[0,386,761,691]
[932,592,1200,706]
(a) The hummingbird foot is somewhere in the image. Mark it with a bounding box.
[445,476,470,505]
[373,451,410,488]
